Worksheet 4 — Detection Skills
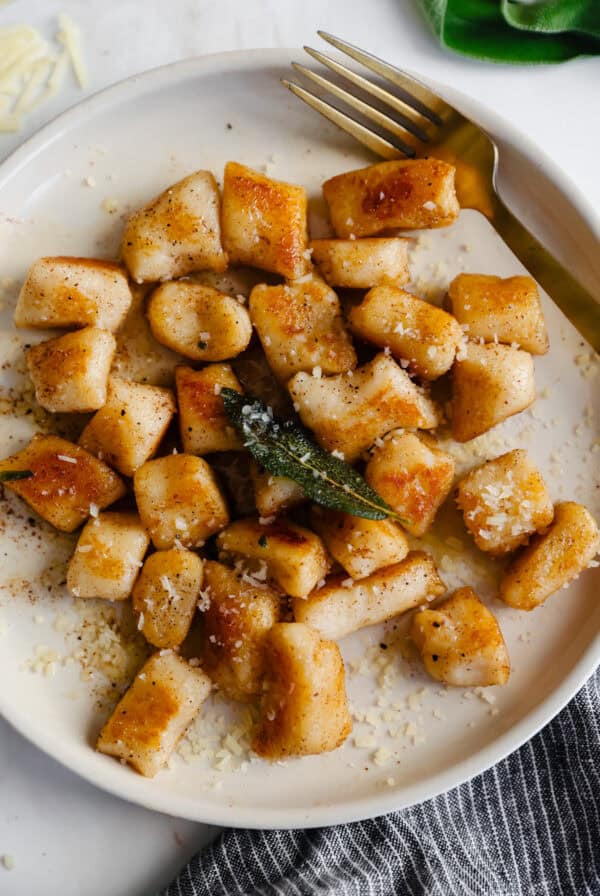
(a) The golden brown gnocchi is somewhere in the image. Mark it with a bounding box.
[447,274,548,355]
[249,275,356,382]
[288,353,440,463]
[310,506,408,580]
[97,651,212,777]
[365,432,455,536]
[121,170,227,282]
[67,512,149,600]
[147,281,252,362]
[309,238,410,289]
[451,342,535,442]
[221,162,309,279]
[132,548,203,649]
[176,364,243,455]
[456,449,553,555]
[348,286,463,381]
[134,454,229,550]
[9,155,597,779]
[0,433,126,533]
[293,551,445,640]
[216,517,329,598]
[200,560,281,702]
[499,502,599,610]
[250,465,306,518]
[15,257,132,331]
[411,587,510,686]
[322,158,460,238]
[79,376,176,477]
[253,623,351,759]
[26,327,116,414]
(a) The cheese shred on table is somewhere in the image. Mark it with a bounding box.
[0,14,86,132]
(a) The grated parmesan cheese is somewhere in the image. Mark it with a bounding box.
[0,16,86,132]
[57,454,77,464]
[101,197,121,215]
[354,733,377,749]
[56,14,88,87]
[160,575,177,601]
[373,747,392,765]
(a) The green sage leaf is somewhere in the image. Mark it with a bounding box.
[222,388,405,523]
[0,470,34,482]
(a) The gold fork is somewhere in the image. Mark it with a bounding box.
[282,32,600,352]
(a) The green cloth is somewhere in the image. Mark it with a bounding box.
[419,0,600,62]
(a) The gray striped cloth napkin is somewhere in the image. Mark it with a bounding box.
[163,670,600,896]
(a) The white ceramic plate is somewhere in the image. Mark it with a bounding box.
[0,50,599,829]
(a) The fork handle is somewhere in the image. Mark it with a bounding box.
[489,196,600,353]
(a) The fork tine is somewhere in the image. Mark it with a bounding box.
[281,79,410,160]
[317,31,450,125]
[302,46,431,143]
[291,63,422,156]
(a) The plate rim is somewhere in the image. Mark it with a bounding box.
[0,48,598,829]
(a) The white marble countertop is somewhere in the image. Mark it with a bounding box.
[0,1,598,894]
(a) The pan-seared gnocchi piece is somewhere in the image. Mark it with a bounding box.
[79,376,176,477]
[134,454,229,550]
[411,587,510,687]
[309,238,410,289]
[253,623,351,759]
[176,364,243,455]
[250,465,305,518]
[200,560,281,702]
[109,281,181,387]
[216,517,329,598]
[132,548,203,649]
[288,353,440,463]
[499,502,599,610]
[451,342,535,442]
[447,274,548,355]
[0,434,126,532]
[26,327,116,413]
[249,275,356,382]
[15,257,132,331]
[147,281,252,362]
[97,651,212,777]
[67,512,149,600]
[221,161,309,279]
[310,506,408,580]
[121,170,227,282]
[457,449,553,556]
[365,432,455,537]
[293,551,445,640]
[322,158,460,238]
[348,286,462,380]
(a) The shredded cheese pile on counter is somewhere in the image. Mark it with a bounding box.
[0,14,87,133]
